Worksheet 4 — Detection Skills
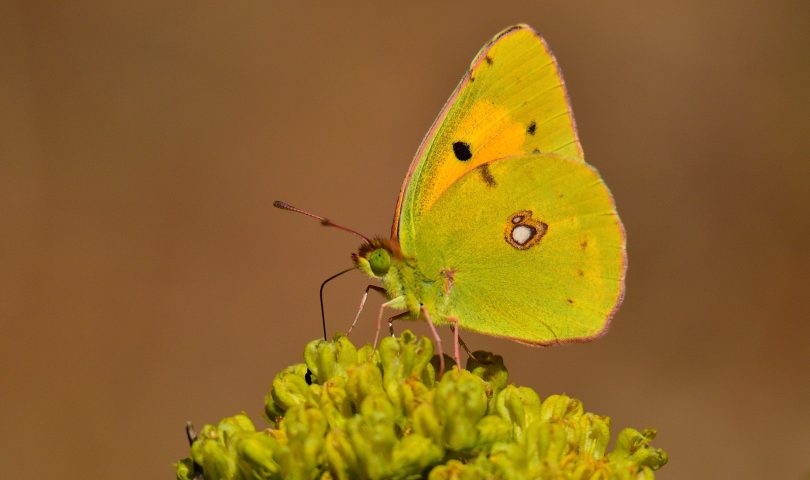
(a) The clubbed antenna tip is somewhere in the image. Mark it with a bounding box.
[273,200,371,244]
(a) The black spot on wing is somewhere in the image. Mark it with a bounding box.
[452,141,473,161]
[485,55,493,65]
[532,148,541,154]
[527,120,537,135]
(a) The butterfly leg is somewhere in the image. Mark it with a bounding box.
[348,285,387,336]
[447,317,462,370]
[420,305,445,376]
[374,298,402,348]
[387,311,410,337]
[457,335,480,362]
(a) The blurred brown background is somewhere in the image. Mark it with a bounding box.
[2,2,808,478]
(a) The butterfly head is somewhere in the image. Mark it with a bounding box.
[353,239,402,278]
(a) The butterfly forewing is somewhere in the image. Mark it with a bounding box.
[394,24,583,244]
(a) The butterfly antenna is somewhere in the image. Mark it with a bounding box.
[319,267,355,340]
[274,200,372,244]
[184,422,204,480]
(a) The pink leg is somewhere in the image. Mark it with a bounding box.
[448,317,461,370]
[421,305,445,376]
[374,299,398,348]
[349,285,386,336]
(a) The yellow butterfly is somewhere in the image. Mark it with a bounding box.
[277,24,625,373]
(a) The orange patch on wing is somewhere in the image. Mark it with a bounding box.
[419,101,525,211]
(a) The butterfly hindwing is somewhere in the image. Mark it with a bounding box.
[411,154,625,343]
[394,24,583,244]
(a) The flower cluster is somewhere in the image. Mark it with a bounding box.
[177,331,666,479]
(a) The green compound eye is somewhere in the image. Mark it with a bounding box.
[368,248,391,276]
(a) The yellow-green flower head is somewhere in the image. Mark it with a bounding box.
[177,331,666,480]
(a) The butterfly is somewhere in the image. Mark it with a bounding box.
[276,24,625,373]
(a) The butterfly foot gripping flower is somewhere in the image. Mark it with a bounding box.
[176,330,667,480]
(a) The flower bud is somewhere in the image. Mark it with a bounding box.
[304,335,358,383]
